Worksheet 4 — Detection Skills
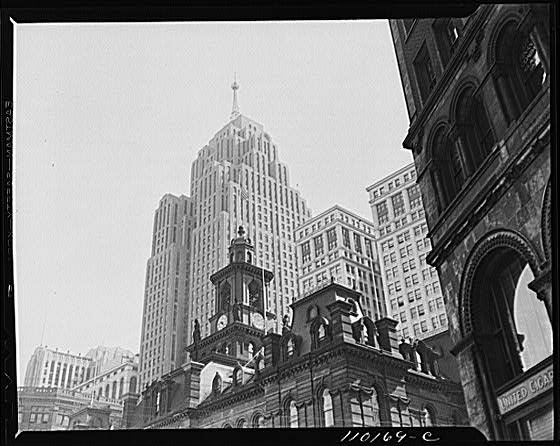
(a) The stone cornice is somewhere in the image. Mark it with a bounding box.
[185,322,265,354]
[210,262,274,284]
[195,382,264,413]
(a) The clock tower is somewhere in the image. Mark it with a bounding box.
[209,226,274,332]
[187,226,275,365]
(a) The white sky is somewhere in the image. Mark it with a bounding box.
[14,21,412,384]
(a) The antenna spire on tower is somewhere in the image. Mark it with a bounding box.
[230,73,240,120]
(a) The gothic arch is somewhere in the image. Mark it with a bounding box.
[541,178,552,262]
[458,229,542,336]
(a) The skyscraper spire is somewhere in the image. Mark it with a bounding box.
[230,73,240,120]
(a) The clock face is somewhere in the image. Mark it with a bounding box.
[217,314,228,331]
[251,312,265,330]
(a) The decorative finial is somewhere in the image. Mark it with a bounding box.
[237,226,245,237]
[230,73,240,120]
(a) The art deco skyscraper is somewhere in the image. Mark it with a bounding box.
[138,194,193,391]
[187,78,311,341]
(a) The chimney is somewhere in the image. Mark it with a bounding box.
[262,332,281,367]
[183,361,203,408]
[121,393,140,428]
[326,299,355,344]
[375,317,400,354]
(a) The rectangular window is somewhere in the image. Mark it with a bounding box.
[302,241,311,263]
[407,184,422,209]
[377,201,389,225]
[391,192,405,217]
[414,43,436,103]
[420,321,428,332]
[364,238,374,258]
[342,227,351,249]
[327,228,337,251]
[353,233,362,254]
[314,235,324,257]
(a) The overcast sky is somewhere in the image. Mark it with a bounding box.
[14,21,412,383]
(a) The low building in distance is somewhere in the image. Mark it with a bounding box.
[367,163,448,339]
[123,227,467,428]
[18,345,139,431]
[23,346,92,389]
[294,205,386,321]
[17,387,124,431]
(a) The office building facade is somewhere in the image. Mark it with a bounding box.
[294,205,386,321]
[390,4,551,440]
[138,193,193,391]
[367,164,448,340]
[23,346,92,390]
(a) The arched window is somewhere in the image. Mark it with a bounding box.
[318,325,326,339]
[252,414,265,428]
[423,407,435,426]
[289,400,298,428]
[222,423,232,428]
[248,342,255,357]
[237,418,247,428]
[220,282,231,310]
[233,367,243,386]
[118,377,124,398]
[471,248,552,391]
[287,338,295,357]
[513,265,552,370]
[322,389,334,427]
[111,381,117,399]
[212,372,222,394]
[494,21,547,125]
[431,127,463,208]
[129,377,137,394]
[248,280,261,308]
[455,87,495,172]
[105,384,110,399]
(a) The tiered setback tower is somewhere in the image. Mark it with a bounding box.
[138,194,193,391]
[294,205,386,321]
[367,163,448,340]
[187,80,311,342]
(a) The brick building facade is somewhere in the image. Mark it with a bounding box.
[389,4,552,441]
[123,227,467,429]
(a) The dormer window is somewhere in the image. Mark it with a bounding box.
[233,367,243,386]
[287,338,295,357]
[212,372,222,394]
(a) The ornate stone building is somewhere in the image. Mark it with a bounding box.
[123,228,467,429]
[389,4,552,441]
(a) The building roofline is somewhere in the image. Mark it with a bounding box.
[365,162,416,192]
[295,204,375,230]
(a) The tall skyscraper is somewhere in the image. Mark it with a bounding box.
[294,205,386,321]
[186,79,311,342]
[138,194,193,391]
[366,163,448,340]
